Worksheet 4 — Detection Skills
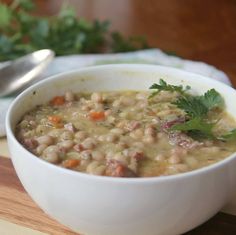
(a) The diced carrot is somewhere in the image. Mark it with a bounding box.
[116,164,125,175]
[48,115,63,128]
[48,115,62,124]
[89,111,105,121]
[50,96,65,106]
[62,159,80,168]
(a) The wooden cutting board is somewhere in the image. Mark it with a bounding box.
[1,156,236,235]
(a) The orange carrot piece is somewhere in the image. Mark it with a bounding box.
[50,96,65,106]
[48,115,62,124]
[89,111,105,121]
[63,159,80,168]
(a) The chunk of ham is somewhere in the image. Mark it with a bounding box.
[161,117,185,132]
[22,138,38,150]
[105,160,137,177]
[168,131,202,149]
[64,123,76,132]
[130,150,145,161]
[125,121,141,131]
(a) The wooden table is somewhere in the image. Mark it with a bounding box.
[1,0,236,234]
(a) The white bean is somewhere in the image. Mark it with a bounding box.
[106,150,116,160]
[97,135,107,142]
[92,150,105,161]
[43,152,59,163]
[129,129,143,140]
[37,135,54,145]
[60,131,74,141]
[36,144,48,155]
[105,133,118,143]
[167,164,189,173]
[136,92,147,100]
[120,96,135,106]
[107,115,116,124]
[155,153,166,161]
[75,131,88,140]
[86,161,106,175]
[65,91,75,102]
[81,138,97,149]
[112,100,121,107]
[43,145,59,154]
[128,157,138,173]
[58,140,74,149]
[105,109,112,117]
[36,125,48,135]
[119,112,129,118]
[143,136,155,144]
[114,152,129,165]
[91,92,103,103]
[48,129,64,138]
[144,126,156,137]
[137,101,148,109]
[185,157,199,168]
[80,150,92,160]
[80,159,91,169]
[168,154,182,164]
[132,142,145,149]
[110,128,124,135]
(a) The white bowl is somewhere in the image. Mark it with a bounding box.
[6,64,236,235]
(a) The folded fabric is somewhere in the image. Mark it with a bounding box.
[0,49,231,137]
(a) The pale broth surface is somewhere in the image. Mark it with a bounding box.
[16,90,236,177]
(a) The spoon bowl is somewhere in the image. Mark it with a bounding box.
[0,49,54,97]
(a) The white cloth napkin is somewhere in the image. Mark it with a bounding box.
[0,49,231,137]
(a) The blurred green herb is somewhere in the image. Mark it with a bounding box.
[218,129,236,141]
[149,79,191,98]
[0,0,149,61]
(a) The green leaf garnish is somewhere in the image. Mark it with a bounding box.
[171,117,215,139]
[199,89,224,110]
[149,79,228,140]
[173,89,224,119]
[149,79,191,98]
[218,129,236,141]
[174,96,208,118]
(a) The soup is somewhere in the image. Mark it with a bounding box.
[15,80,236,177]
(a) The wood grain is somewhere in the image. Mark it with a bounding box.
[1,156,236,235]
[0,157,77,235]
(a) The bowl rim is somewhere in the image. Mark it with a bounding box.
[6,64,236,184]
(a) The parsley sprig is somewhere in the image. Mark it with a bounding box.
[171,117,215,139]
[149,79,234,140]
[173,88,224,139]
[149,79,190,98]
[218,129,236,141]
[173,89,224,119]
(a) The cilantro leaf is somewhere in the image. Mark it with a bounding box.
[173,96,208,118]
[149,80,226,141]
[199,89,224,110]
[173,89,224,119]
[171,117,215,139]
[218,129,236,141]
[149,79,191,98]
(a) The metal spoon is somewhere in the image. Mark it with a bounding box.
[0,49,54,97]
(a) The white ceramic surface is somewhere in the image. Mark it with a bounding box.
[6,65,236,235]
